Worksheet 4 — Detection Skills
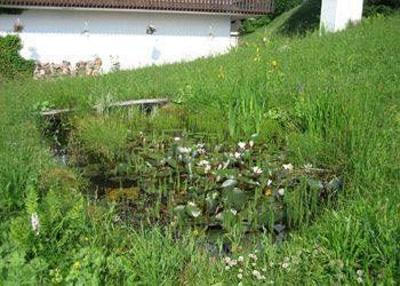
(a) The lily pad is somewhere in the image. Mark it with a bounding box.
[221,178,237,189]
[186,202,202,218]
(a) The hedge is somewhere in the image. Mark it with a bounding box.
[0,35,35,80]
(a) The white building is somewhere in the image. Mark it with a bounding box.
[0,0,273,72]
[320,0,364,32]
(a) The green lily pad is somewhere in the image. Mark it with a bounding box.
[186,202,202,218]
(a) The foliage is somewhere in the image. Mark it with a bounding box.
[0,10,399,285]
[0,35,34,80]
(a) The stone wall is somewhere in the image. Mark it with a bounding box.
[33,57,103,79]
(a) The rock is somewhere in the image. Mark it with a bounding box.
[33,57,103,79]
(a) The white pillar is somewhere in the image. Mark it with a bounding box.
[320,0,364,32]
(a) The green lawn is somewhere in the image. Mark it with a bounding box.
[0,9,399,285]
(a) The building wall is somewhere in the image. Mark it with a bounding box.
[0,9,237,71]
[320,0,364,32]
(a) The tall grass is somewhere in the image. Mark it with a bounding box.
[0,11,399,284]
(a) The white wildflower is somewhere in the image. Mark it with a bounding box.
[238,256,244,263]
[357,277,363,284]
[237,273,243,280]
[304,163,313,170]
[252,262,257,267]
[278,188,285,196]
[224,257,231,264]
[249,253,258,261]
[234,152,242,159]
[357,270,364,276]
[267,179,273,186]
[283,163,294,171]
[229,259,238,267]
[230,208,238,216]
[252,270,262,279]
[225,266,231,271]
[238,142,247,150]
[281,262,289,269]
[238,282,243,286]
[31,212,40,236]
[204,165,212,173]
[252,166,263,175]
[174,137,181,141]
[249,140,255,148]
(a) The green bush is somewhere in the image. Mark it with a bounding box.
[0,35,34,80]
[240,0,303,33]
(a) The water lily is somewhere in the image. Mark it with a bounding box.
[198,160,210,167]
[177,146,191,154]
[238,142,246,150]
[31,212,40,236]
[283,163,294,171]
[278,188,285,196]
[252,166,263,175]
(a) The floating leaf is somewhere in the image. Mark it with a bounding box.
[221,178,237,189]
[186,202,202,218]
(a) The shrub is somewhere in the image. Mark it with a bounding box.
[240,0,303,33]
[0,35,34,80]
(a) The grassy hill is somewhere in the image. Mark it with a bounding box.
[0,8,399,284]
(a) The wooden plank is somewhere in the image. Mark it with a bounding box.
[41,98,169,116]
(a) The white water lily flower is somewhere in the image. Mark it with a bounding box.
[283,163,294,171]
[278,188,285,196]
[238,142,247,150]
[198,160,210,167]
[31,212,40,236]
[267,179,273,186]
[252,166,263,175]
[187,202,201,217]
[177,146,191,154]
